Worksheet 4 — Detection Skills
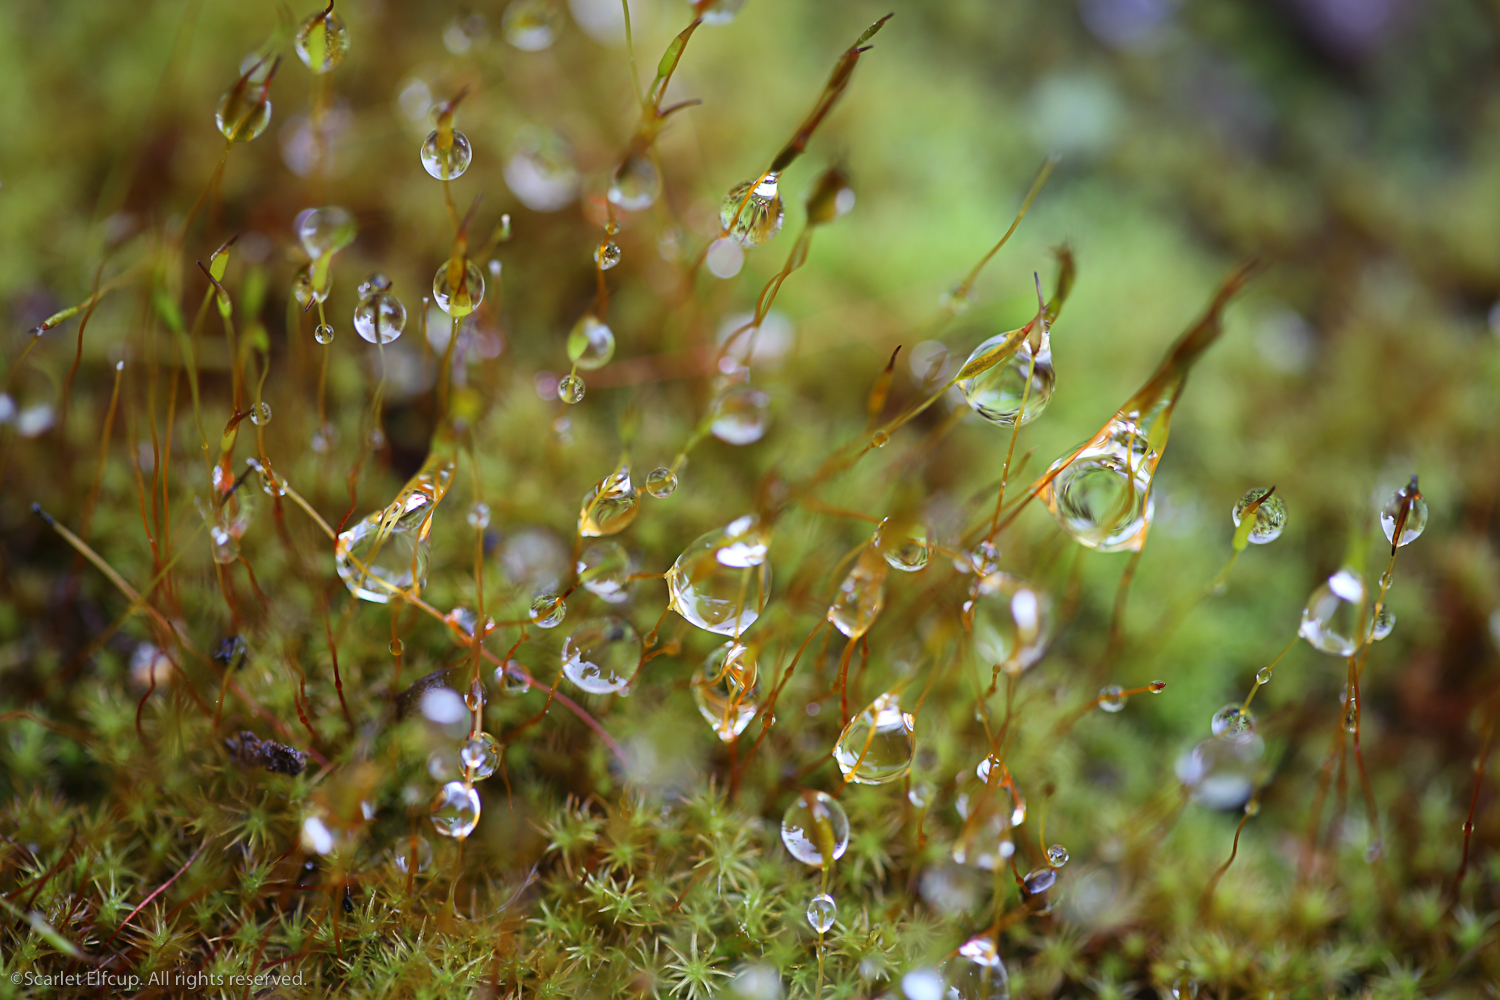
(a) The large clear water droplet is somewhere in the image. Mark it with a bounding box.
[1040,419,1155,551]
[1298,568,1365,656]
[505,127,580,212]
[335,502,433,603]
[959,331,1054,427]
[1380,479,1429,547]
[645,467,678,498]
[665,515,772,636]
[691,643,760,742]
[560,616,641,695]
[780,790,849,867]
[833,692,915,785]
[215,84,272,143]
[877,521,930,573]
[432,260,485,317]
[298,206,356,261]
[579,463,639,537]
[294,7,350,73]
[1231,487,1287,544]
[942,935,1010,1000]
[608,150,661,211]
[567,315,616,370]
[711,385,771,446]
[353,290,407,345]
[967,572,1053,675]
[578,541,632,603]
[827,547,888,639]
[429,781,481,838]
[1210,704,1256,738]
[391,834,433,874]
[461,732,502,779]
[720,174,784,248]
[805,893,836,933]
[420,129,473,180]
[1175,733,1264,809]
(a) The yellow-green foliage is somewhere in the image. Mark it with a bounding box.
[1,0,1498,997]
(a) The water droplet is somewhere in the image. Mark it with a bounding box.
[501,527,570,590]
[1175,733,1264,809]
[249,401,272,425]
[216,79,272,143]
[907,780,934,809]
[902,969,945,1000]
[1380,479,1429,547]
[210,525,238,564]
[711,385,771,445]
[705,238,744,279]
[1046,844,1068,867]
[567,315,616,370]
[959,331,1055,426]
[560,616,641,695]
[780,790,849,867]
[1097,685,1126,712]
[502,0,561,49]
[645,467,678,498]
[594,240,622,270]
[443,11,491,52]
[1231,487,1287,544]
[1149,679,1167,693]
[420,128,473,180]
[1021,867,1057,896]
[943,935,1010,1000]
[1368,604,1394,641]
[1255,666,1272,685]
[314,322,335,344]
[579,462,639,536]
[505,127,580,212]
[805,893,836,933]
[1210,704,1256,738]
[608,150,660,211]
[578,541,633,603]
[696,0,746,25]
[1040,419,1155,551]
[827,547,888,639]
[301,814,337,855]
[720,174,784,248]
[557,373,586,403]
[1170,973,1199,999]
[877,523,930,572]
[294,7,350,73]
[389,638,405,656]
[467,502,490,529]
[488,259,503,276]
[833,692,916,784]
[432,260,485,317]
[444,606,494,643]
[1343,691,1359,733]
[461,732,502,779]
[298,205,356,261]
[335,506,433,602]
[428,747,461,781]
[1298,568,1365,657]
[391,835,433,874]
[429,780,481,838]
[692,643,760,741]
[529,593,567,628]
[496,662,530,695]
[666,515,773,636]
[968,573,1053,675]
[353,289,407,345]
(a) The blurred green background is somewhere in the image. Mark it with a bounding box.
[2,0,1499,992]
